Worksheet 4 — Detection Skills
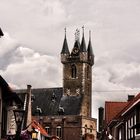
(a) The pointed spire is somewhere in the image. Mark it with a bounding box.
[87,30,94,56]
[0,28,4,37]
[80,26,86,52]
[87,30,94,65]
[61,28,70,54]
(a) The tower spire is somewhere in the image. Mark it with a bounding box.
[61,28,70,54]
[87,30,94,65]
[80,26,86,52]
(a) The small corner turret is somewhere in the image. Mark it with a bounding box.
[0,28,4,38]
[87,30,94,66]
[61,28,70,63]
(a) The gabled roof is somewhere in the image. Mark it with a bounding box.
[105,101,128,124]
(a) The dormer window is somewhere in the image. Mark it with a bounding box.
[51,92,56,102]
[71,64,77,78]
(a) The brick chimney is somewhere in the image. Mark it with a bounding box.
[127,95,134,101]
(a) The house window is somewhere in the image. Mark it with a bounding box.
[119,128,122,140]
[71,64,77,78]
[125,121,127,140]
[56,126,62,138]
[134,114,136,136]
[131,117,133,138]
[128,119,130,139]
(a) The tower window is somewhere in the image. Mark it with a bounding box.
[71,64,77,78]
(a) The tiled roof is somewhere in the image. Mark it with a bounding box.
[105,101,128,124]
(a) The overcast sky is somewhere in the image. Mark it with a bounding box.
[1,0,140,119]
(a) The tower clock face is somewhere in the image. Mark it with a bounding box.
[72,47,79,54]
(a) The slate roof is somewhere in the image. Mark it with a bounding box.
[16,87,82,116]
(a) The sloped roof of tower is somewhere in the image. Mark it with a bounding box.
[87,31,94,56]
[71,40,80,55]
[61,29,70,54]
[0,28,4,37]
[80,27,86,52]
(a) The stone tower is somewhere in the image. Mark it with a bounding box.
[61,28,94,117]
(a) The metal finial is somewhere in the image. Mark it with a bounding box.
[82,26,85,36]
[89,30,91,40]
[64,27,66,37]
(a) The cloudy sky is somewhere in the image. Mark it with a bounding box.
[1,0,140,119]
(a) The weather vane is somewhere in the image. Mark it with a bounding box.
[75,28,80,41]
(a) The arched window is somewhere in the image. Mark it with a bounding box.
[56,126,62,138]
[85,125,88,133]
[90,125,93,133]
[45,126,50,135]
[71,64,77,78]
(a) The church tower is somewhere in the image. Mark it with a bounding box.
[61,28,94,117]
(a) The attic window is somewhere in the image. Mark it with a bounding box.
[58,106,64,115]
[31,94,35,102]
[51,92,56,102]
[36,106,42,115]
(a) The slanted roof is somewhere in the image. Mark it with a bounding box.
[105,101,128,124]
[60,95,83,115]
[116,93,140,117]
[16,87,83,116]
[0,75,22,104]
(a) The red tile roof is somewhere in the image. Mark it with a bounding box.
[32,120,48,137]
[105,101,128,124]
[115,93,140,118]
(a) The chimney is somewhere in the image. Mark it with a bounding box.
[98,107,104,132]
[127,95,134,101]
